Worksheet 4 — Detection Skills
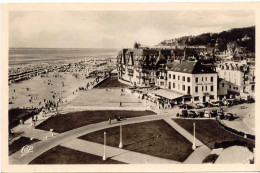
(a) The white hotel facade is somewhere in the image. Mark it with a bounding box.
[167,62,218,103]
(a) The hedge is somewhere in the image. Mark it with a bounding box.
[215,118,255,140]
[214,140,255,152]
[202,154,219,164]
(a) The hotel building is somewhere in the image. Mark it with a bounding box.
[167,61,218,103]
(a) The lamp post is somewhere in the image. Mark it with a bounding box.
[192,123,196,150]
[103,132,107,160]
[119,123,123,148]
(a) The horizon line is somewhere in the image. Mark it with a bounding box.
[9,47,122,49]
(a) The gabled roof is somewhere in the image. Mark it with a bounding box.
[168,61,216,74]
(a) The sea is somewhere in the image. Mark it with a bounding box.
[9,48,120,67]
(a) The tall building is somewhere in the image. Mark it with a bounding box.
[116,48,174,87]
[217,61,249,94]
[167,61,218,103]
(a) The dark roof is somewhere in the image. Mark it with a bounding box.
[169,61,217,74]
[166,62,179,68]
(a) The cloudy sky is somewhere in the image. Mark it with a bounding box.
[9,11,254,48]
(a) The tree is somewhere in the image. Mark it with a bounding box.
[227,41,238,55]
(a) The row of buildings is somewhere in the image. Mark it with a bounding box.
[116,47,255,104]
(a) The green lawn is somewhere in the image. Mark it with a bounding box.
[80,120,193,162]
[29,146,124,164]
[9,137,39,155]
[94,77,129,88]
[9,108,37,129]
[36,110,155,133]
[173,119,255,149]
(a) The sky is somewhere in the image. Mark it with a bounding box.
[9,11,255,48]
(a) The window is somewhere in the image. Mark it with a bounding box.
[178,75,180,80]
[169,74,171,79]
[182,76,185,82]
[187,77,190,82]
[173,83,175,88]
[195,77,198,83]
[160,82,164,86]
[210,95,215,99]
[202,86,204,91]
[205,86,207,91]
[182,85,185,91]
[194,96,199,101]
[202,77,203,81]
[211,77,213,82]
[195,86,198,93]
[222,83,224,87]
[173,75,175,79]
[211,85,214,91]
[205,77,207,81]
[169,82,171,89]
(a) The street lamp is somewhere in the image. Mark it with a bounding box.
[119,123,123,148]
[192,122,196,150]
[103,132,107,160]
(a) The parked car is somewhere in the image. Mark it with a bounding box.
[181,110,188,117]
[204,110,211,118]
[211,109,218,117]
[194,103,205,109]
[226,113,235,121]
[179,104,193,109]
[188,110,198,118]
[211,101,220,107]
[247,98,255,103]
[198,111,204,118]
[218,111,225,120]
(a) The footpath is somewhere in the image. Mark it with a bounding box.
[9,113,174,164]
[163,118,211,164]
[10,109,211,164]
[61,139,180,164]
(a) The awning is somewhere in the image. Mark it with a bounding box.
[151,89,186,100]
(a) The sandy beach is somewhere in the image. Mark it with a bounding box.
[9,72,94,109]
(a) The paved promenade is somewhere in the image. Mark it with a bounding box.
[61,139,180,164]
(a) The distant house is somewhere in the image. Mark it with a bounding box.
[242,34,251,41]
[217,78,228,100]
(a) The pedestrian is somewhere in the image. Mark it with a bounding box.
[14,89,15,93]
[108,118,111,125]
